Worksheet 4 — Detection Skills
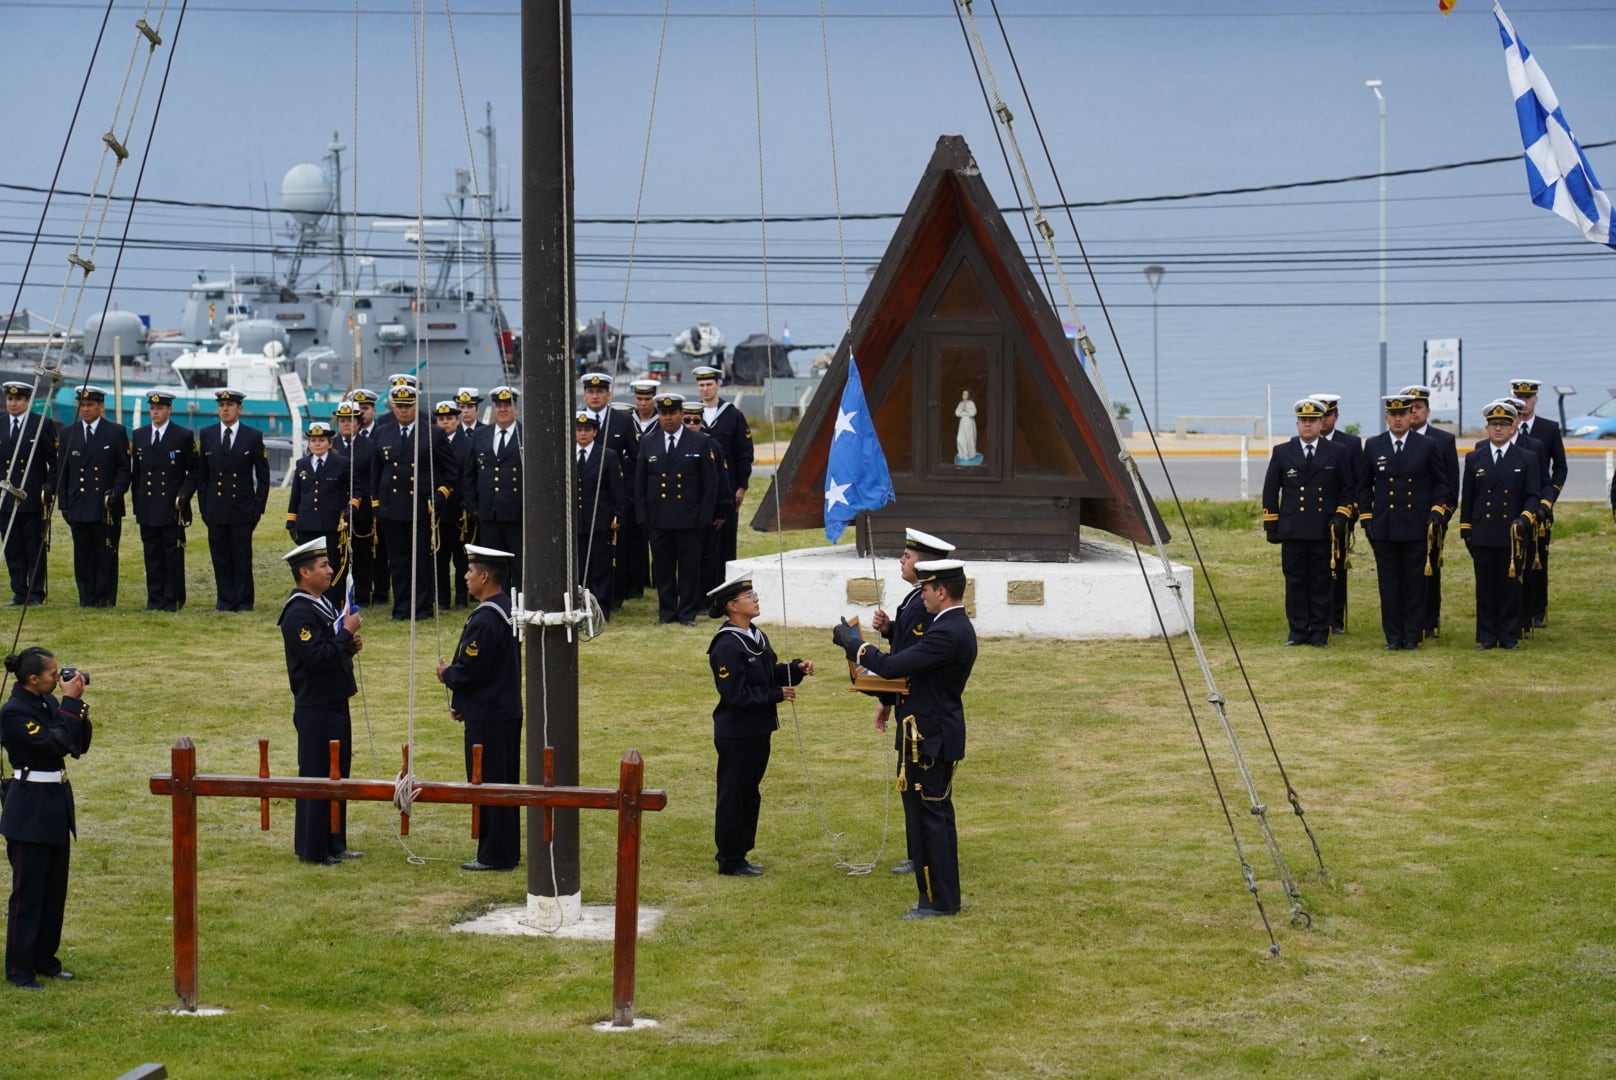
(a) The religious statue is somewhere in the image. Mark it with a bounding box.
[953,390,983,466]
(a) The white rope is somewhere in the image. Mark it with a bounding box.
[954,0,1305,921]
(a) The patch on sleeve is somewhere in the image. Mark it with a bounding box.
[299,626,312,642]
[465,642,480,657]
[716,666,730,679]
[25,720,40,735]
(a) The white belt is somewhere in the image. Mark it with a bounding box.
[12,770,65,784]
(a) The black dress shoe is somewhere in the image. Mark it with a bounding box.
[314,856,343,866]
[1384,644,1401,652]
[1311,641,1330,648]
[718,862,764,877]
[3,599,23,607]
[1501,642,1522,650]
[48,970,74,981]
[1331,625,1347,635]
[337,850,364,860]
[1477,642,1496,651]
[11,979,42,991]
[1282,640,1301,647]
[891,860,914,875]
[680,619,697,627]
[900,906,957,921]
[461,860,515,872]
[1533,617,1547,629]
[1402,642,1420,650]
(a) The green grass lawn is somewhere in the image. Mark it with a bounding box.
[8,503,1616,1077]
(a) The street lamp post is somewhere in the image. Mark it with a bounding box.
[1144,264,1164,433]
[1366,78,1387,401]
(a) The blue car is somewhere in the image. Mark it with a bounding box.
[1566,396,1616,439]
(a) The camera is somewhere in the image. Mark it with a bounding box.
[60,667,89,686]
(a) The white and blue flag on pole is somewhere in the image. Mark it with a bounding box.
[1495,2,1616,248]
[823,357,894,543]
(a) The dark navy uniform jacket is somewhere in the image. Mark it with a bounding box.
[369,423,459,522]
[334,435,374,507]
[707,623,805,739]
[440,591,520,724]
[278,590,358,707]
[852,605,977,763]
[703,401,754,493]
[575,444,624,535]
[1415,424,1461,522]
[131,422,198,527]
[1517,415,1567,508]
[0,685,91,844]
[466,423,522,523]
[587,409,638,479]
[287,452,351,533]
[0,413,57,518]
[56,419,131,523]
[635,426,720,530]
[198,422,270,525]
[1460,443,1542,548]
[1261,437,1352,541]
[1357,430,1452,542]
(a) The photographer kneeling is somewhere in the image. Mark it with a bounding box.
[1,647,91,989]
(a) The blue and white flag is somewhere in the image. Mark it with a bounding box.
[1495,2,1616,248]
[823,357,894,543]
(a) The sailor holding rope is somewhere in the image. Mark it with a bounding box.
[834,560,977,919]
[705,574,813,877]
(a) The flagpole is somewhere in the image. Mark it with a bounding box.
[1366,78,1387,401]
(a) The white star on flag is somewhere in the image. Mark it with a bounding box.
[833,407,857,440]
[824,477,850,510]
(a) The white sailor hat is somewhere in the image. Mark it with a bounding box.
[1509,378,1542,396]
[705,573,755,617]
[3,381,33,398]
[630,378,659,395]
[387,372,419,388]
[76,385,108,402]
[1483,400,1519,422]
[455,387,483,405]
[464,544,515,567]
[691,365,722,381]
[1293,398,1327,419]
[903,528,956,557]
[913,558,967,585]
[282,536,328,566]
[1400,384,1432,401]
[433,400,457,416]
[580,373,614,390]
[1311,393,1341,411]
[488,385,518,403]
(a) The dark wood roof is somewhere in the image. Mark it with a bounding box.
[750,135,1164,553]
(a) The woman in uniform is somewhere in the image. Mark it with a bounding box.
[705,576,812,876]
[1,646,91,989]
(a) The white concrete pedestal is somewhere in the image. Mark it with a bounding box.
[452,892,666,940]
[729,536,1192,639]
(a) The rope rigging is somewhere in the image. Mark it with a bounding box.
[953,0,1326,951]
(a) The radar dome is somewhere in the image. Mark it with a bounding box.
[232,320,291,358]
[83,311,149,359]
[281,163,333,225]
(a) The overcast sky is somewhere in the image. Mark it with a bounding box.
[2,1,1612,428]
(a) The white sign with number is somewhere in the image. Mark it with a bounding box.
[1424,338,1461,415]
[279,371,309,409]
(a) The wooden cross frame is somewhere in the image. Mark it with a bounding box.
[148,736,668,1025]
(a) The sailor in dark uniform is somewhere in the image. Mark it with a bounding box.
[868,527,955,875]
[1358,395,1453,651]
[331,402,382,606]
[278,538,363,865]
[54,386,130,608]
[1,647,90,989]
[1313,393,1361,634]
[579,374,638,612]
[834,559,977,919]
[1262,397,1353,647]
[465,386,523,591]
[455,387,484,438]
[349,389,389,606]
[635,393,720,626]
[285,421,351,602]
[573,411,624,618]
[1510,378,1568,628]
[685,398,736,592]
[1402,385,1460,640]
[705,574,813,876]
[369,385,459,620]
[131,390,198,612]
[693,364,754,567]
[435,544,521,871]
[1459,401,1542,650]
[619,378,662,603]
[198,388,271,612]
[0,382,57,607]
[433,401,474,609]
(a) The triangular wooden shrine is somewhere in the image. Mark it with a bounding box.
[751,134,1165,560]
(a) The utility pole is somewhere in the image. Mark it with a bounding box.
[1143,265,1164,433]
[1366,78,1387,401]
[522,0,580,922]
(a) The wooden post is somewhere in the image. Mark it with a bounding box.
[470,743,483,838]
[399,745,411,836]
[328,740,341,834]
[611,750,646,1027]
[257,738,269,831]
[170,738,199,1012]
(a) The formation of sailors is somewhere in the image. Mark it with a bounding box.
[1262,379,1567,651]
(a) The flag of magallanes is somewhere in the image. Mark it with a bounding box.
[1495,2,1616,248]
[823,357,895,543]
